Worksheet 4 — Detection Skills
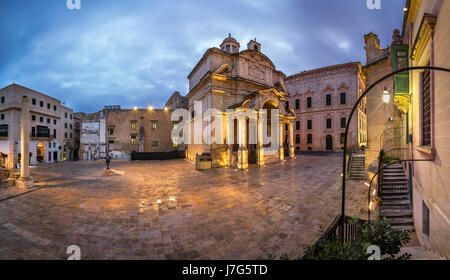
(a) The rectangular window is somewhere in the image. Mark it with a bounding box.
[131,135,136,145]
[70,124,72,129]
[285,101,289,111]
[70,114,72,120]
[340,133,345,144]
[422,201,430,236]
[53,119,57,125]
[296,120,300,130]
[47,103,51,109]
[109,140,115,150]
[40,101,44,107]
[152,123,157,130]
[307,97,312,108]
[285,124,288,131]
[47,118,50,124]
[295,134,300,144]
[70,133,72,139]
[340,92,346,104]
[31,98,36,105]
[326,118,332,129]
[65,132,67,138]
[421,66,431,146]
[65,123,67,128]
[131,122,136,130]
[295,99,300,110]
[307,119,312,130]
[307,134,312,144]
[53,129,56,138]
[32,127,36,137]
[1,114,4,120]
[326,94,331,106]
[152,141,158,147]
[109,128,114,135]
[54,105,57,111]
[65,112,68,118]
[40,117,44,123]
[32,115,36,121]
[1,96,4,103]
[341,117,346,128]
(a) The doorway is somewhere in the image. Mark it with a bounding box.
[36,142,46,163]
[326,135,333,151]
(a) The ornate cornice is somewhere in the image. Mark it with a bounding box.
[411,13,436,61]
[407,0,421,23]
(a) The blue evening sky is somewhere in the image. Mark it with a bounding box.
[0,0,406,113]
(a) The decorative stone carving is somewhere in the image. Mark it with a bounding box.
[249,64,265,80]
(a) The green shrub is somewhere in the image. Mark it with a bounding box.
[304,217,411,260]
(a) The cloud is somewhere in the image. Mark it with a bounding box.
[0,0,406,113]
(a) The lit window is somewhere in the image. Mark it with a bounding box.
[131,135,136,145]
[152,123,157,130]
[131,122,136,130]
[152,141,158,147]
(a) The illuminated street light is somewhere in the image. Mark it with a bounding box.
[382,87,390,103]
[148,105,154,111]
[133,106,138,111]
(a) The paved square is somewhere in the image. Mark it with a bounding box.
[0,153,367,259]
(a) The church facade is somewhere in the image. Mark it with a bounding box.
[185,34,296,169]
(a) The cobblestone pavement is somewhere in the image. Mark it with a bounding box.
[0,154,368,260]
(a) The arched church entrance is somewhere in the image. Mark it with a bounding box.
[36,142,46,163]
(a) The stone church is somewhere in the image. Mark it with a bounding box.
[185,34,296,169]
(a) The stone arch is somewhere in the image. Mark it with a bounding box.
[36,142,46,163]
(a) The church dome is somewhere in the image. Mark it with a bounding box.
[220,33,240,54]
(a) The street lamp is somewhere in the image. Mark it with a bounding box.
[382,87,390,103]
[148,106,154,111]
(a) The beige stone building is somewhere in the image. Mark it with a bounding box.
[363,31,404,174]
[365,0,449,259]
[401,0,450,258]
[78,110,107,160]
[105,106,183,159]
[285,62,367,152]
[0,83,76,168]
[185,34,296,169]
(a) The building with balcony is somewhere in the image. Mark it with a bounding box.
[0,83,75,168]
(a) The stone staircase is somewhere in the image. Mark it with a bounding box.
[380,163,414,231]
[348,153,366,180]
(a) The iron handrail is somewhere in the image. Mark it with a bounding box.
[367,158,434,220]
[379,127,403,152]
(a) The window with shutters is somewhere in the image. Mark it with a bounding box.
[421,65,431,146]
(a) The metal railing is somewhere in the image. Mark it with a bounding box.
[302,214,364,259]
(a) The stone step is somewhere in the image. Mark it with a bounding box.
[383,178,408,182]
[382,199,410,206]
[393,225,415,232]
[381,209,413,217]
[386,217,414,226]
[383,175,407,179]
[382,194,410,200]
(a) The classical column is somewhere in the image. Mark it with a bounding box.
[257,116,264,165]
[237,117,248,169]
[289,121,295,158]
[279,121,284,161]
[18,97,33,187]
